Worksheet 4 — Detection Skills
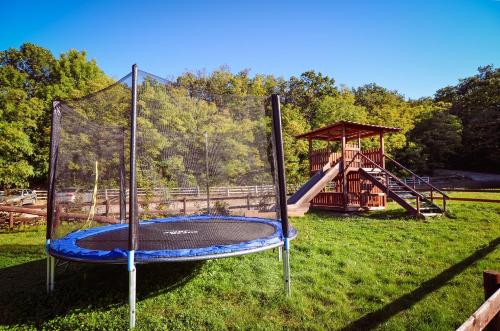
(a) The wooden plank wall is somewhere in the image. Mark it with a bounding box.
[310,147,386,209]
[310,148,341,174]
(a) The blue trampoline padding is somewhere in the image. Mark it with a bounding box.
[49,215,297,263]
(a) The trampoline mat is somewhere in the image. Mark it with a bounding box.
[77,219,277,251]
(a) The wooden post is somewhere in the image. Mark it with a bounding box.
[54,204,61,228]
[484,270,500,331]
[9,211,14,229]
[183,197,187,215]
[342,124,348,211]
[308,138,313,173]
[379,131,385,168]
[430,188,434,202]
[416,196,420,215]
[247,195,250,210]
[105,199,110,217]
[443,197,447,212]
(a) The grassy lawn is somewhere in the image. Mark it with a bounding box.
[0,193,499,330]
[448,190,500,200]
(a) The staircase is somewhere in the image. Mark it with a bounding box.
[387,181,441,216]
[358,153,447,218]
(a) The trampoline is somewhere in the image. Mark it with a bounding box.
[50,215,297,263]
[46,65,294,328]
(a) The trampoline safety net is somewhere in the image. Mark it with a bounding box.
[48,69,282,251]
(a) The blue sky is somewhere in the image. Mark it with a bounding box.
[1,0,499,99]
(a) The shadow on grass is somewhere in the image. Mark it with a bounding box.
[341,237,500,331]
[308,208,411,221]
[364,208,412,220]
[0,247,203,327]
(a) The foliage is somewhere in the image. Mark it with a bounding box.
[314,89,367,128]
[280,104,310,185]
[282,70,338,126]
[0,43,498,189]
[411,110,462,172]
[435,65,500,171]
[354,83,413,152]
[394,99,462,174]
[176,66,283,97]
[0,43,110,188]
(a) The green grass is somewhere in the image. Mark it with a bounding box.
[448,190,500,200]
[1,194,499,330]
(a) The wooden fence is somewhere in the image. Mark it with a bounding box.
[0,191,277,229]
[25,185,276,201]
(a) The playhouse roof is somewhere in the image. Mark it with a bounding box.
[295,120,401,141]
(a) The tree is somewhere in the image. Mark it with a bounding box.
[354,83,413,152]
[412,110,462,170]
[435,65,500,171]
[395,100,462,173]
[0,43,110,188]
[281,104,310,185]
[0,44,56,187]
[283,70,338,126]
[314,89,367,128]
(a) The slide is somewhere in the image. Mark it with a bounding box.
[287,161,341,208]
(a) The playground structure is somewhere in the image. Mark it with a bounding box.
[287,121,449,218]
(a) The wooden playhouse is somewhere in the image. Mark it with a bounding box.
[287,121,447,218]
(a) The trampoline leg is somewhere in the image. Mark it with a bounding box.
[46,240,55,293]
[46,255,55,293]
[278,246,283,262]
[128,250,136,329]
[283,239,291,296]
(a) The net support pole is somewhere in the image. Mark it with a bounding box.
[128,250,136,329]
[46,101,60,294]
[205,132,210,214]
[119,129,126,224]
[271,94,291,296]
[46,253,55,293]
[129,64,138,329]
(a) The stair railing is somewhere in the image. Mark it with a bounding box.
[383,154,449,212]
[357,152,426,201]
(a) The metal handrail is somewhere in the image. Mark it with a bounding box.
[383,154,449,198]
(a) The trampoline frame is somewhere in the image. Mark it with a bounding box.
[45,64,292,329]
[49,215,297,263]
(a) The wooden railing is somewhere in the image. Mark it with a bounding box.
[384,154,449,212]
[310,148,341,174]
[362,148,383,166]
[457,270,500,331]
[23,185,276,201]
[356,152,427,214]
[309,148,382,175]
